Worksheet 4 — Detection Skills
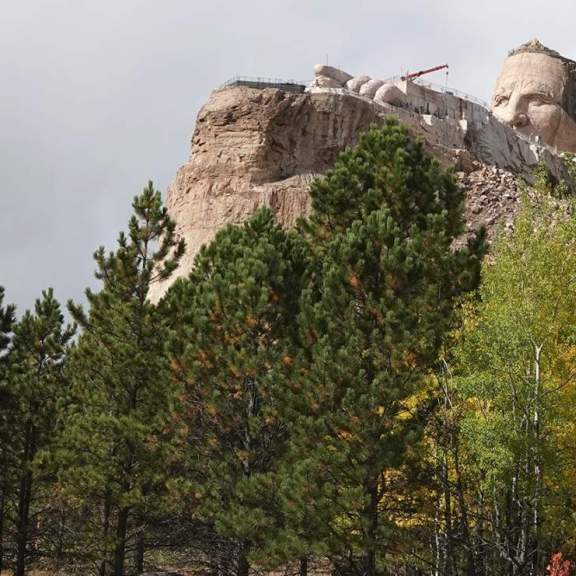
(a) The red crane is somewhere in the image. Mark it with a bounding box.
[401,64,449,82]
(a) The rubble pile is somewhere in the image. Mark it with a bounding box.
[458,164,520,245]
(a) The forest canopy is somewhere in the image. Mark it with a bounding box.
[1,121,575,576]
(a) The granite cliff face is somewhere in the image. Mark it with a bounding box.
[150,86,385,300]
[149,81,567,301]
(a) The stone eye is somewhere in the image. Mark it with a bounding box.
[494,95,509,106]
[528,95,550,106]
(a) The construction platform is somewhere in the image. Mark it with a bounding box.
[219,76,308,93]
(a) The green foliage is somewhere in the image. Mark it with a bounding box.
[55,182,186,576]
[278,121,481,576]
[0,286,15,428]
[532,157,557,196]
[0,286,13,573]
[165,208,306,572]
[454,196,576,572]
[307,120,465,241]
[7,289,74,439]
[531,154,576,198]
[0,287,15,353]
[0,289,74,575]
[13,119,576,576]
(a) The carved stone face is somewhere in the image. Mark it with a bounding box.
[492,50,576,152]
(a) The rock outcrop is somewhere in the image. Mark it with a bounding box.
[149,74,569,301]
[150,86,384,300]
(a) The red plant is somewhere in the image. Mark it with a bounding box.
[547,552,573,576]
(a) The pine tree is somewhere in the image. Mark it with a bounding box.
[0,287,15,574]
[165,209,305,576]
[306,120,466,243]
[57,182,185,576]
[0,289,74,576]
[283,121,482,576]
[0,288,14,353]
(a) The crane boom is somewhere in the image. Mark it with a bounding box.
[401,64,449,81]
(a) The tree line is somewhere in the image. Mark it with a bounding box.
[1,120,575,576]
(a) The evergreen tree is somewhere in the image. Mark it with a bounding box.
[56,182,185,576]
[306,120,466,243]
[0,287,15,574]
[0,289,74,576]
[282,122,482,576]
[165,209,305,576]
[0,288,14,353]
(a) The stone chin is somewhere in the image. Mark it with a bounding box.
[491,41,576,153]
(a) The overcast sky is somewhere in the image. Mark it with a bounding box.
[1,0,575,313]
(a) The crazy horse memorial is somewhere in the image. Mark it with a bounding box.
[149,39,576,302]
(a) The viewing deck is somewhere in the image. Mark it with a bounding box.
[219,76,308,93]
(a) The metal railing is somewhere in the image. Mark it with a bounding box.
[219,76,309,94]
[219,74,490,110]
[382,76,489,109]
[412,78,490,109]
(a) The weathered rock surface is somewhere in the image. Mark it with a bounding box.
[456,164,519,247]
[150,86,385,300]
[148,83,566,301]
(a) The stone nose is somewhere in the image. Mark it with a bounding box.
[494,98,530,129]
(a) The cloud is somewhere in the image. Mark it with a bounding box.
[1,0,574,312]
